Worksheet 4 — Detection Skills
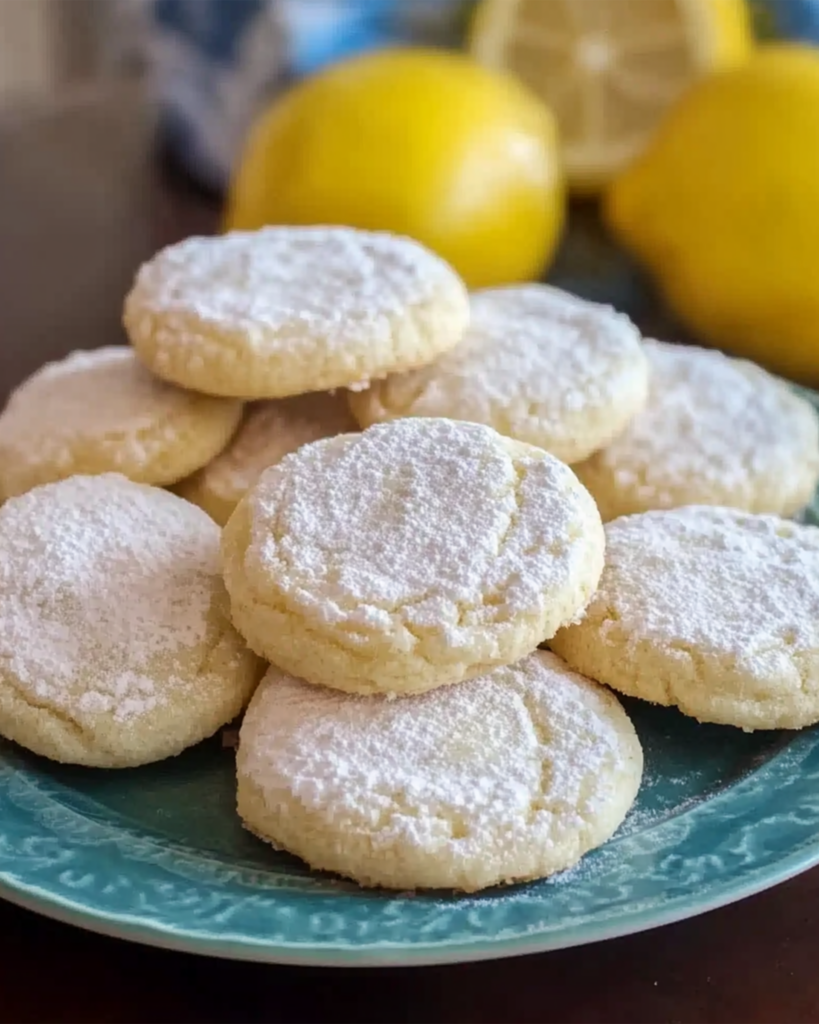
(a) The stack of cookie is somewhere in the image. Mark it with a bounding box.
[125,226,643,892]
[220,412,645,891]
[0,223,817,895]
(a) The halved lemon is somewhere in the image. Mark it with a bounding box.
[469,0,752,192]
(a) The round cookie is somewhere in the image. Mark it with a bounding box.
[572,340,819,521]
[176,391,357,526]
[123,226,470,399]
[0,474,263,767]
[348,284,649,464]
[549,506,819,731]
[0,347,243,500]
[222,417,605,696]
[237,651,643,892]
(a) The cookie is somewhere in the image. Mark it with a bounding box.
[123,226,470,400]
[348,284,649,464]
[550,506,819,731]
[0,474,263,767]
[222,417,605,696]
[572,340,819,521]
[237,651,643,892]
[0,347,243,500]
[176,391,357,526]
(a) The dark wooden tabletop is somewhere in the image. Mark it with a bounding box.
[1,87,818,1024]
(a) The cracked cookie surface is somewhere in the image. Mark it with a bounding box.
[236,651,642,891]
[0,474,262,767]
[550,506,819,730]
[123,226,470,399]
[221,417,605,696]
[348,284,648,464]
[572,340,819,520]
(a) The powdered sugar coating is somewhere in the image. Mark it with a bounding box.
[237,651,643,891]
[348,284,649,464]
[550,506,819,731]
[222,418,605,694]
[131,227,447,336]
[0,346,242,498]
[256,419,589,628]
[124,227,470,399]
[0,474,261,765]
[573,340,819,519]
[217,395,356,491]
[178,392,357,525]
[1,347,174,464]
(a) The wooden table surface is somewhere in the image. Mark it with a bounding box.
[1,88,818,1024]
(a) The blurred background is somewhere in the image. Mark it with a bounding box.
[3,0,819,383]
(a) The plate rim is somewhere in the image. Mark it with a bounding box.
[1,825,818,968]
[3,719,819,966]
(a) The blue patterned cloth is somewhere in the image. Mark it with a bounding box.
[751,0,819,40]
[149,0,469,189]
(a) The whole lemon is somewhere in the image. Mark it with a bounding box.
[225,47,564,289]
[606,44,819,383]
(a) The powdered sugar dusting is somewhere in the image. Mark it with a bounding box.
[0,474,222,723]
[247,418,602,644]
[0,346,198,471]
[598,507,819,681]
[204,392,357,499]
[240,651,639,860]
[33,346,133,383]
[364,284,647,451]
[580,340,819,508]
[126,226,465,354]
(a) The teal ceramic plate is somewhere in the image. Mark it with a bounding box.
[1,399,818,968]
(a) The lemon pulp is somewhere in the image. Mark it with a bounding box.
[469,0,752,192]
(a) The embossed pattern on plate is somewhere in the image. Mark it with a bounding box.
[1,389,818,966]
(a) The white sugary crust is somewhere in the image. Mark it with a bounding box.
[176,392,358,526]
[0,475,262,766]
[222,417,605,695]
[123,227,470,399]
[237,651,643,891]
[0,346,242,499]
[349,284,649,464]
[550,505,819,731]
[573,340,819,519]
